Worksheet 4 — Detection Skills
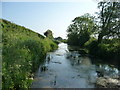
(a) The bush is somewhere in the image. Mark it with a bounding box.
[2,46,33,89]
[87,38,120,63]
[1,19,58,89]
[84,37,96,48]
[87,40,99,56]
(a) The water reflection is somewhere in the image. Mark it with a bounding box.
[96,64,119,78]
[31,43,119,88]
[67,46,120,79]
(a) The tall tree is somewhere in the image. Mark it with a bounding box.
[67,13,96,46]
[97,2,120,43]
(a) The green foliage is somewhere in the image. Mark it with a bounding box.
[61,39,67,43]
[87,39,120,62]
[84,37,97,48]
[42,38,58,52]
[85,2,120,63]
[53,40,60,44]
[54,37,67,44]
[54,37,63,41]
[66,2,120,64]
[44,29,54,39]
[78,31,90,46]
[67,33,79,46]
[87,40,99,56]
[97,2,120,43]
[67,13,97,46]
[1,19,58,89]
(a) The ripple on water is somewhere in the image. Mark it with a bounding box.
[31,43,119,88]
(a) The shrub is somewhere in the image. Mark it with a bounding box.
[87,38,120,63]
[84,37,96,48]
[1,19,58,89]
[87,40,99,55]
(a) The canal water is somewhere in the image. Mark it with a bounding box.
[31,43,119,88]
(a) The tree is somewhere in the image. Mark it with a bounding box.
[44,29,53,39]
[67,13,97,46]
[54,37,63,41]
[97,2,120,43]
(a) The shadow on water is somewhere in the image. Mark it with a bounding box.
[31,43,120,88]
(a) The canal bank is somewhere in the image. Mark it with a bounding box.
[31,43,120,88]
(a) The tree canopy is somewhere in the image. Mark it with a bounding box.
[97,2,120,43]
[44,29,54,39]
[67,13,97,46]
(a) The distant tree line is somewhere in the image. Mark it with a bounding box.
[44,30,67,44]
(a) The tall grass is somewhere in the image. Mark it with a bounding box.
[1,19,58,89]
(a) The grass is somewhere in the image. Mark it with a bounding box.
[1,19,58,89]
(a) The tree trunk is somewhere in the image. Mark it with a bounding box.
[98,33,103,43]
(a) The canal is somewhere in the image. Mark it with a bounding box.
[31,43,119,88]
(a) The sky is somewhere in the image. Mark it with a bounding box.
[2,1,98,39]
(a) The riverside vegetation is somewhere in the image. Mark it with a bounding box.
[1,1,120,89]
[67,2,120,88]
[1,19,58,89]
[67,2,120,66]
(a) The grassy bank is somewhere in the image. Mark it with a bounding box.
[1,19,58,89]
[84,38,120,67]
[67,36,120,67]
